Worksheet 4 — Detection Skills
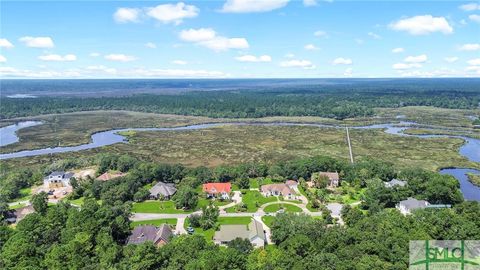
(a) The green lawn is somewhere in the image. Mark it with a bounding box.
[261,216,275,227]
[10,187,32,203]
[130,218,177,228]
[68,197,85,206]
[264,203,303,213]
[249,177,274,189]
[8,202,27,210]
[183,217,252,242]
[225,190,277,213]
[218,216,252,225]
[197,197,231,209]
[132,201,193,214]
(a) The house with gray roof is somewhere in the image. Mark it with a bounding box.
[149,182,177,200]
[44,171,74,189]
[127,224,173,247]
[213,219,266,248]
[397,197,429,215]
[384,179,407,188]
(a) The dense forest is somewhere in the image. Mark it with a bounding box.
[1,79,479,119]
[1,155,478,269]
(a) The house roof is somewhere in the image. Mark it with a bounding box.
[203,183,231,194]
[213,220,265,243]
[149,182,177,197]
[47,171,74,179]
[261,183,293,196]
[248,219,266,241]
[399,197,429,211]
[96,172,126,181]
[285,180,298,187]
[384,179,407,188]
[317,172,340,181]
[127,224,173,245]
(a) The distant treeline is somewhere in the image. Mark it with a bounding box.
[1,80,479,119]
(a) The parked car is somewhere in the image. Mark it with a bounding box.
[187,227,194,234]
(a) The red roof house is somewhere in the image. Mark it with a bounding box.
[203,182,232,199]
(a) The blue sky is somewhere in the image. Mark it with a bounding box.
[1,0,479,78]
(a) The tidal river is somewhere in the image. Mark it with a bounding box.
[1,121,479,200]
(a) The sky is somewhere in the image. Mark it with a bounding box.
[0,0,479,79]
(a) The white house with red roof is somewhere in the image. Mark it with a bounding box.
[202,182,232,200]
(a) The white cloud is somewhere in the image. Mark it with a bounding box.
[459,43,480,51]
[303,0,317,7]
[392,47,405,53]
[221,0,289,13]
[467,58,480,66]
[392,63,422,70]
[459,3,480,11]
[179,28,249,51]
[0,55,6,63]
[145,42,157,48]
[104,54,137,62]
[179,28,217,42]
[444,56,459,63]
[19,36,54,48]
[89,52,100,57]
[235,54,271,62]
[284,53,295,58]
[280,59,315,69]
[38,54,77,62]
[368,32,381,39]
[390,15,453,35]
[146,3,199,25]
[404,54,427,63]
[172,60,187,65]
[304,44,320,50]
[332,57,353,65]
[314,30,327,38]
[114,8,141,23]
[0,39,14,48]
[469,14,480,23]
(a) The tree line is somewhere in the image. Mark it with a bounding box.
[2,81,479,119]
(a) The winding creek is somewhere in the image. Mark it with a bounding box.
[1,120,479,200]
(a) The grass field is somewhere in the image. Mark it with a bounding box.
[10,187,32,203]
[375,106,480,129]
[130,219,177,228]
[249,178,274,189]
[263,203,303,213]
[132,201,193,214]
[261,216,275,227]
[2,109,479,172]
[225,191,277,213]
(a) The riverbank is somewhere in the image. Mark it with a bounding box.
[467,173,480,187]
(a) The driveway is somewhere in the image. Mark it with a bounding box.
[175,217,187,235]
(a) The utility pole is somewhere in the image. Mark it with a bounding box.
[346,126,354,164]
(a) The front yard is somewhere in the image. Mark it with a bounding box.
[130,218,177,228]
[225,190,277,213]
[184,216,253,241]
